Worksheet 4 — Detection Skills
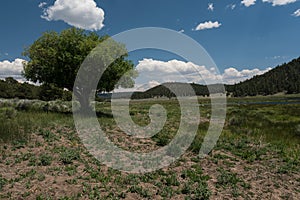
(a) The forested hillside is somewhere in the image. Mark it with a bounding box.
[131,83,226,99]
[226,57,300,96]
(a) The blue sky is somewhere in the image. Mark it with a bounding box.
[0,0,300,87]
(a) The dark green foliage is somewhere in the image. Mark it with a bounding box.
[0,77,39,99]
[38,84,71,101]
[38,154,52,166]
[132,82,216,99]
[23,28,137,110]
[226,57,300,96]
[0,77,71,101]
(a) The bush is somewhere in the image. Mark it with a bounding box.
[1,99,73,114]
[0,107,17,119]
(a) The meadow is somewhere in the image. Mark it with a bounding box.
[0,96,299,199]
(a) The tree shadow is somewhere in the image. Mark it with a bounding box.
[96,111,113,118]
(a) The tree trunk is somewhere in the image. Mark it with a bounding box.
[74,88,93,115]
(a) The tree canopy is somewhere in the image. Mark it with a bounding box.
[22,28,137,109]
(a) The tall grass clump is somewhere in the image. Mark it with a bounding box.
[0,106,30,142]
[0,106,73,143]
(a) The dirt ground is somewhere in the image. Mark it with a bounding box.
[0,126,299,199]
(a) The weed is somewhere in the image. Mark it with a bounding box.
[194,181,211,200]
[128,185,152,198]
[216,168,241,188]
[38,129,58,143]
[164,174,180,186]
[38,154,52,166]
[0,176,7,191]
[60,148,80,164]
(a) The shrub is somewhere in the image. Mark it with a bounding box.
[0,107,17,119]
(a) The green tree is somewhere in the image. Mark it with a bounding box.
[23,28,137,111]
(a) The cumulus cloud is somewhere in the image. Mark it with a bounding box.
[135,80,161,91]
[136,59,208,75]
[292,9,300,16]
[241,0,256,7]
[195,21,221,31]
[41,0,105,31]
[178,29,185,33]
[262,0,297,6]
[222,67,272,84]
[0,59,26,80]
[135,58,272,86]
[208,3,214,11]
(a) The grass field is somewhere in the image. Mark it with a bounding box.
[0,96,299,199]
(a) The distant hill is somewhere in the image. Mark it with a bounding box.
[131,57,300,99]
[226,57,300,96]
[131,83,225,99]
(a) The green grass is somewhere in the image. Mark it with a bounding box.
[0,96,299,199]
[0,107,73,143]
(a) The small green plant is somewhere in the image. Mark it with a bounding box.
[38,154,52,166]
[0,176,7,191]
[164,174,180,186]
[194,181,211,200]
[60,148,80,164]
[128,185,152,198]
[38,129,58,142]
[216,168,241,188]
[181,182,191,194]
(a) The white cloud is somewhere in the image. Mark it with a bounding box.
[222,67,272,84]
[241,0,256,7]
[292,9,300,16]
[0,59,26,80]
[38,2,47,8]
[148,80,161,88]
[41,0,105,31]
[136,80,161,91]
[195,21,221,31]
[135,58,272,86]
[262,0,297,6]
[136,59,209,76]
[227,4,237,10]
[113,80,161,93]
[208,3,214,11]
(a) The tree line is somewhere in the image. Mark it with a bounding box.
[0,77,71,101]
[2,56,299,101]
